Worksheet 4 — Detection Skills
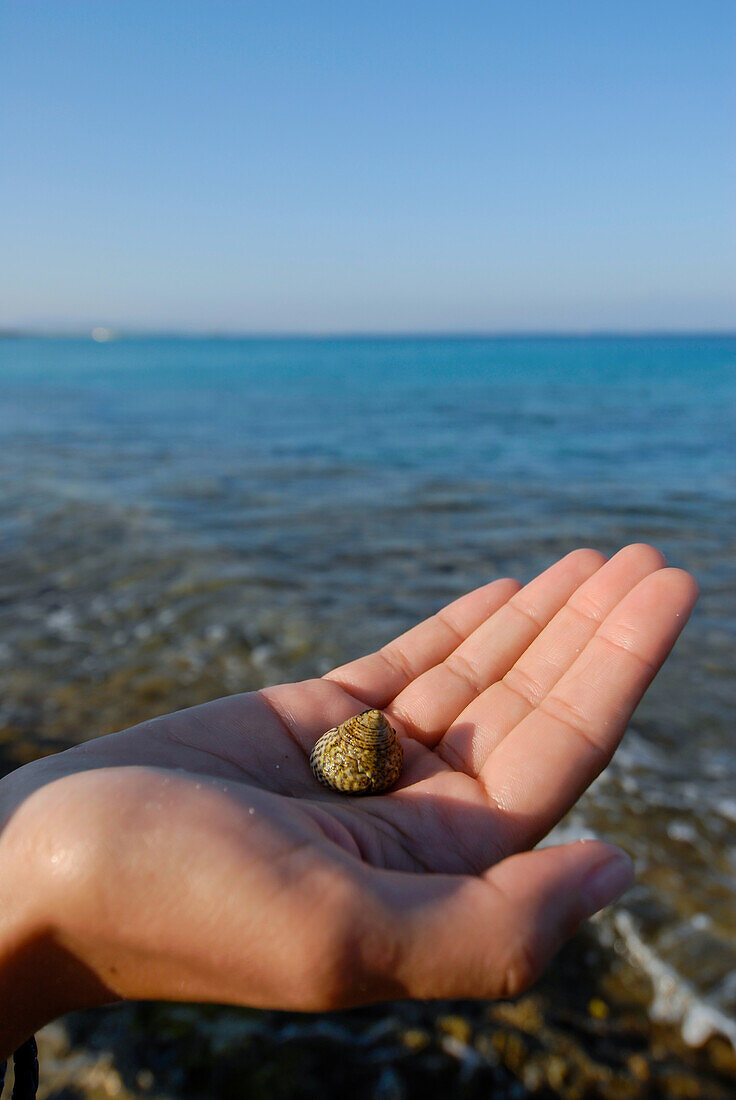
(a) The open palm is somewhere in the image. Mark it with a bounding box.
[0,544,697,1051]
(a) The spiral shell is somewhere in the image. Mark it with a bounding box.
[310,709,403,795]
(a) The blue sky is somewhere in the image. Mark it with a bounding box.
[2,1,734,333]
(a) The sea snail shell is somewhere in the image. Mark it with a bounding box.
[310,709,403,795]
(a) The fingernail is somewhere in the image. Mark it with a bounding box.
[582,852,634,917]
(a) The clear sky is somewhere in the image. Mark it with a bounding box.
[2,1,734,333]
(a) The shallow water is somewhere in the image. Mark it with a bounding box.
[1,334,735,1040]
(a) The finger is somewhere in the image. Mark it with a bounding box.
[324,578,520,708]
[438,543,667,775]
[479,567,698,855]
[375,841,633,1003]
[388,549,606,747]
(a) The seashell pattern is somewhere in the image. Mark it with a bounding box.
[310,709,403,795]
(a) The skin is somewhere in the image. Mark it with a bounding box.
[0,544,698,1057]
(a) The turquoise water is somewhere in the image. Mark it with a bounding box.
[1,334,734,749]
[2,335,734,635]
[1,334,735,1037]
[2,336,734,500]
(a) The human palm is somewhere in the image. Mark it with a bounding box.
[0,545,697,1050]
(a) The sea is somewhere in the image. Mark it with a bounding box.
[1,334,735,1045]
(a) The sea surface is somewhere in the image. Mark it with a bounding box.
[1,334,735,1045]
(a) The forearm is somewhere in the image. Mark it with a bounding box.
[0,774,49,1055]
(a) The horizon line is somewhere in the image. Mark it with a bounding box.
[3,327,736,341]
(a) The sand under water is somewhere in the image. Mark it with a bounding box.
[1,335,735,1096]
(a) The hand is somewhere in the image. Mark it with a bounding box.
[0,544,697,1054]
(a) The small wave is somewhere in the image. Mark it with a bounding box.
[613,910,736,1049]
[716,797,736,824]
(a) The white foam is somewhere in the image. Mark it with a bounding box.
[666,820,698,844]
[539,818,601,848]
[613,911,736,1049]
[716,797,736,823]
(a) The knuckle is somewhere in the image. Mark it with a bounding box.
[496,935,541,1000]
[569,593,605,624]
[503,664,543,706]
[446,652,481,693]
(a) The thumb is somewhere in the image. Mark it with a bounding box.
[382,840,633,1002]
